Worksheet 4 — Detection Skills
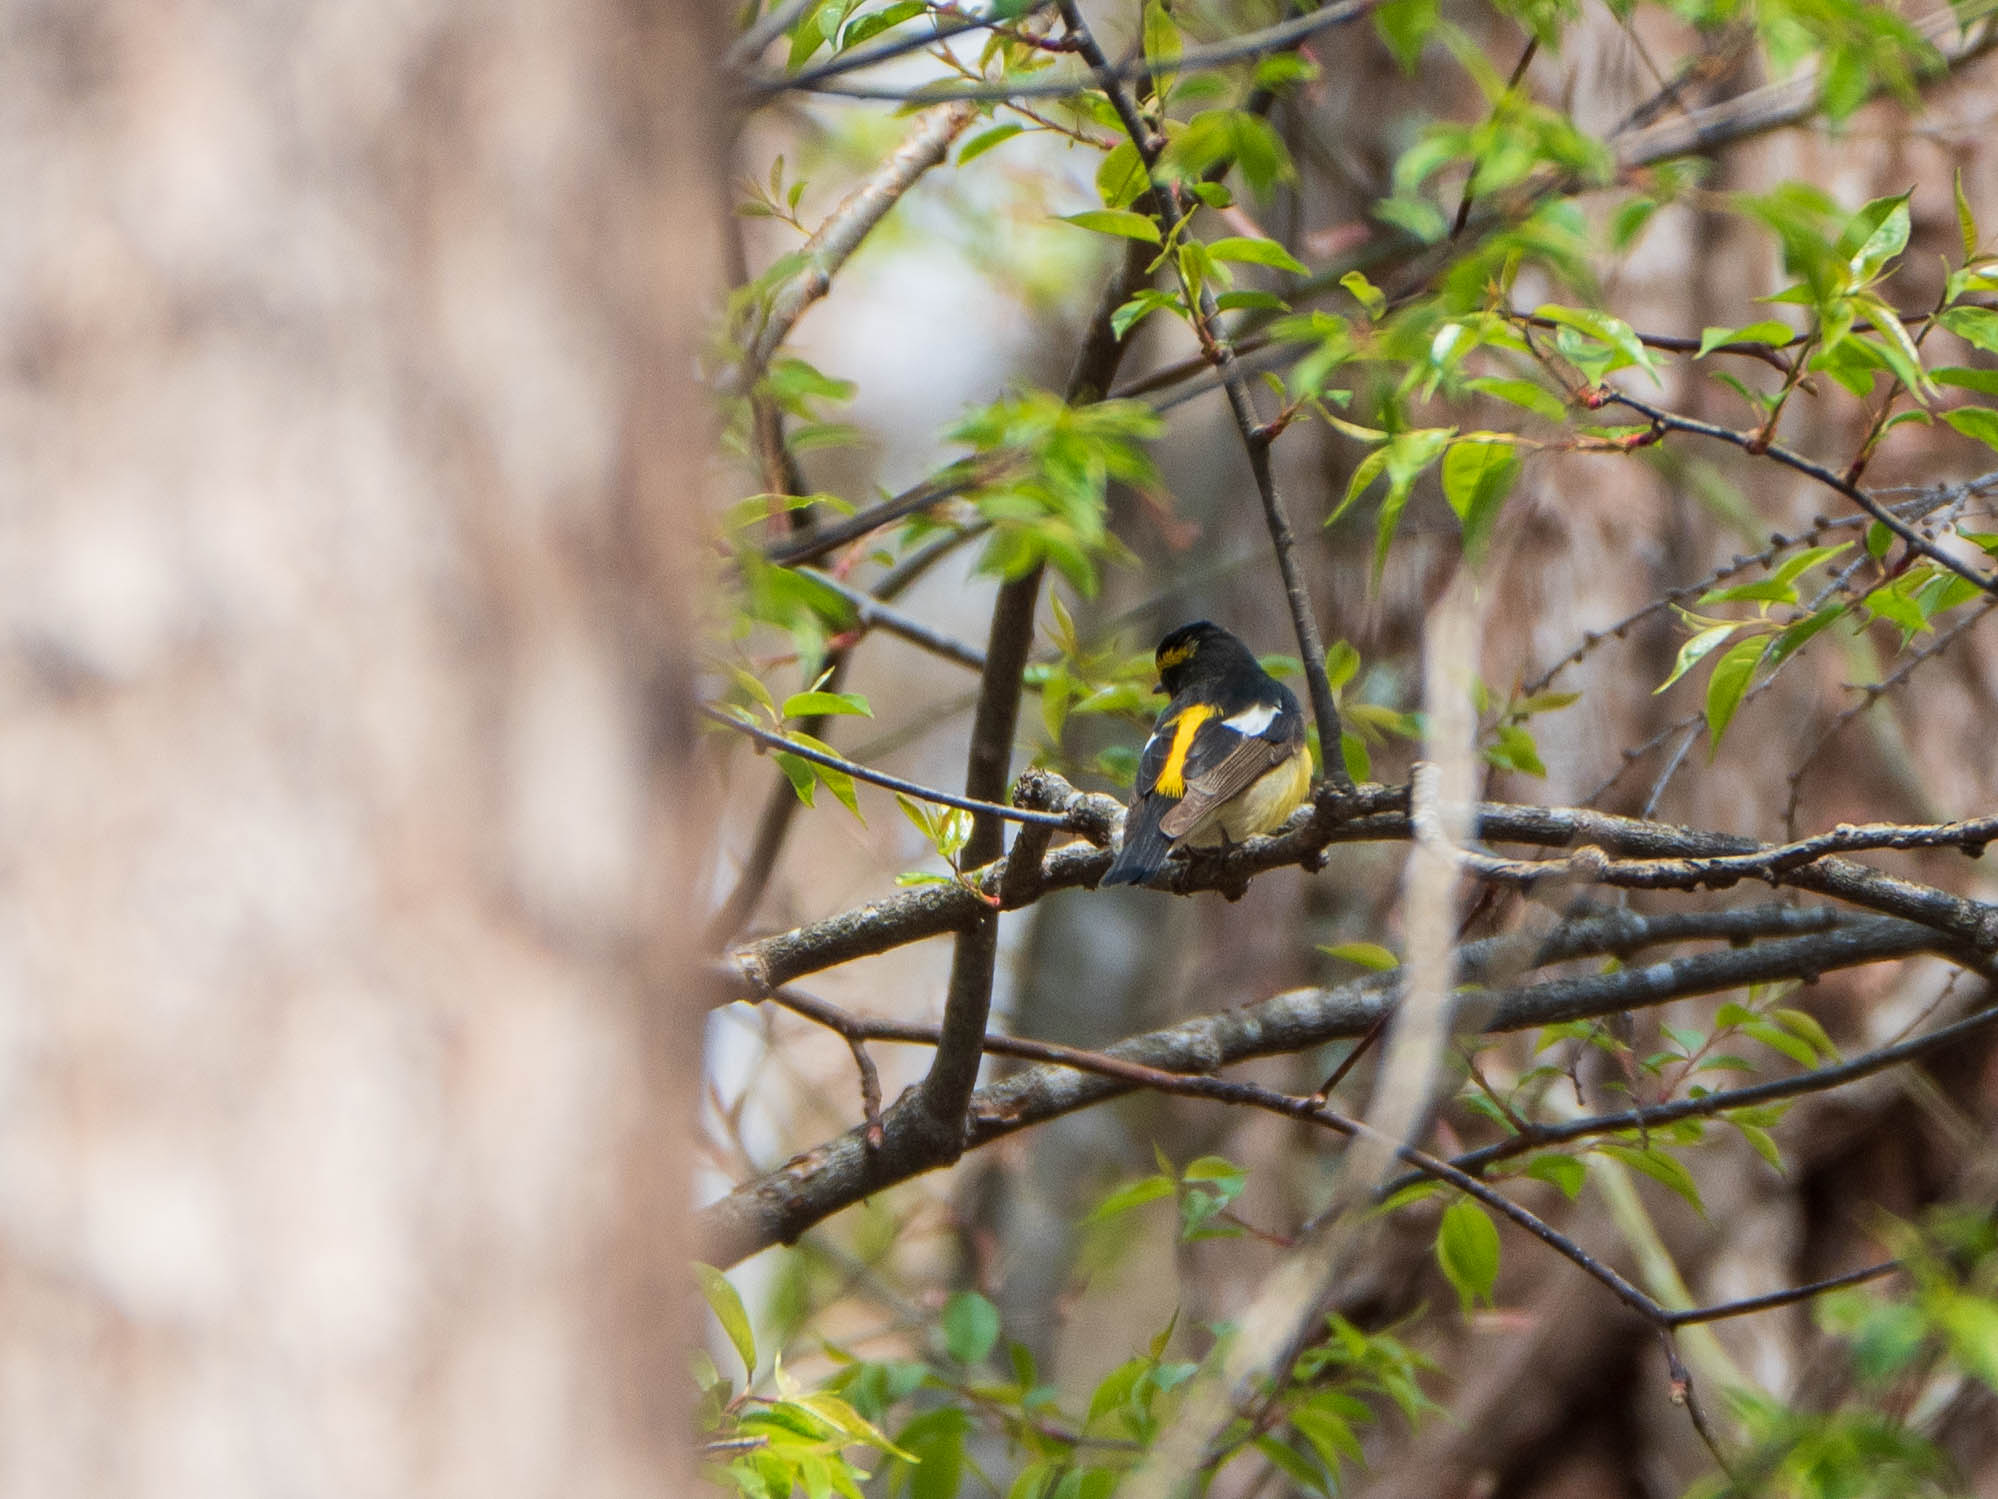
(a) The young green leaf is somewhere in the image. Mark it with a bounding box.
[783,689,873,719]
[959,122,1024,164]
[1440,437,1520,562]
[1598,1142,1705,1214]
[697,1263,758,1380]
[1059,209,1161,244]
[1207,236,1309,275]
[1320,940,1399,970]
[1435,1199,1501,1313]
[942,1291,1001,1365]
[1655,622,1739,694]
[1521,1153,1586,1200]
[1703,634,1770,751]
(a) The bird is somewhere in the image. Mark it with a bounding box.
[1101,620,1312,887]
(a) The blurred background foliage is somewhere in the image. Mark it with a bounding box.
[701,0,1998,1494]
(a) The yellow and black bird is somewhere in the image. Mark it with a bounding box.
[1102,620,1313,887]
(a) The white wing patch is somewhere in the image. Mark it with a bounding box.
[1221,702,1280,736]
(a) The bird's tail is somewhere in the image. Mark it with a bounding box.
[1102,801,1171,886]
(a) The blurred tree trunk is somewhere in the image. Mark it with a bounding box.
[0,2,720,1494]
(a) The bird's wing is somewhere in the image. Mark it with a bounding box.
[1158,700,1303,838]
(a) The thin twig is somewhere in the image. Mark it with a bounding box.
[750,0,1388,101]
[802,568,989,670]
[703,705,1075,826]
[1602,391,1998,598]
[1613,2,1998,169]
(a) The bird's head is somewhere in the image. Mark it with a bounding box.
[1154,619,1255,695]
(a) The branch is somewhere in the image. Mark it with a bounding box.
[723,778,1998,998]
[1396,992,1998,1189]
[1602,390,1998,597]
[730,98,979,390]
[702,705,1077,827]
[800,568,989,671]
[762,458,1009,569]
[702,907,1954,1264]
[751,0,1387,101]
[1613,3,1998,170]
[1462,812,1998,889]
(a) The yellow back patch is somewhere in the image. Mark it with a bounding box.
[1155,703,1217,798]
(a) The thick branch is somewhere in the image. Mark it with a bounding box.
[702,909,1953,1264]
[724,780,1998,997]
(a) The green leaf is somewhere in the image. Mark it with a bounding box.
[1320,941,1399,970]
[1933,366,1998,396]
[1730,1118,1785,1172]
[1940,304,1998,353]
[1215,289,1288,314]
[1058,209,1160,243]
[1847,191,1912,282]
[1655,622,1738,694]
[1435,1200,1501,1313]
[1533,303,1660,382]
[1521,1153,1586,1200]
[1703,634,1769,750]
[840,0,926,47]
[1956,168,1980,262]
[942,1291,1001,1366]
[1466,375,1567,421]
[1111,289,1183,339]
[697,1263,757,1379]
[1376,1178,1442,1213]
[1141,0,1181,84]
[1353,426,1452,578]
[1484,722,1546,777]
[783,689,873,719]
[1940,1294,1998,1389]
[1944,405,1998,451]
[1695,320,1796,357]
[1743,1019,1818,1068]
[1324,639,1361,691]
[959,122,1024,164]
[1087,1173,1175,1222]
[894,1408,966,1499]
[1183,1154,1246,1185]
[774,751,817,806]
[1097,140,1147,210]
[1598,1142,1704,1214]
[1331,446,1389,525]
[1440,437,1520,562]
[1340,270,1387,318]
[1772,1006,1840,1062]
[1336,728,1370,782]
[1206,236,1308,275]
[1157,109,1294,197]
[1252,1434,1332,1495]
[1289,1403,1362,1475]
[1855,295,1932,398]
[1373,0,1438,71]
[1764,603,1847,669]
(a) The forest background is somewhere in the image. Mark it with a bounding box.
[6,0,1998,1497]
